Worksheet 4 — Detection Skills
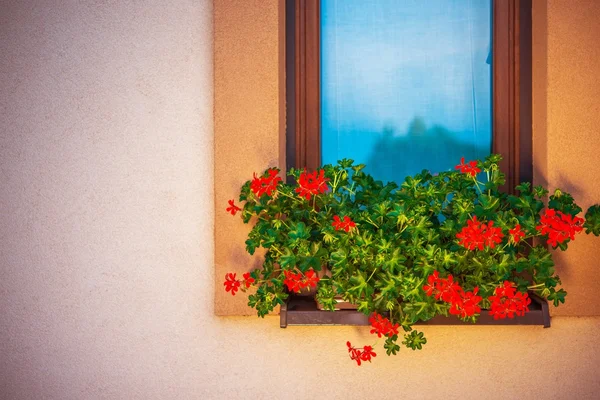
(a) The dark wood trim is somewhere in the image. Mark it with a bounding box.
[519,0,533,185]
[288,0,321,172]
[285,0,296,173]
[493,0,532,193]
[492,0,517,191]
[287,0,533,190]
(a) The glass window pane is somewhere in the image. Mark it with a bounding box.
[320,0,492,183]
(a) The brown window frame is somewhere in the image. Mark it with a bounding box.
[285,0,532,193]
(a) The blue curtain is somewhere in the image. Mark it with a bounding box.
[320,0,492,183]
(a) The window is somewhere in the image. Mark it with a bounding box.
[286,0,532,193]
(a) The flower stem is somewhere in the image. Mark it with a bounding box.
[270,246,284,256]
[277,190,300,203]
[527,283,545,290]
[365,217,380,229]
[366,267,378,283]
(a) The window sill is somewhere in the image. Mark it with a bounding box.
[280,293,550,328]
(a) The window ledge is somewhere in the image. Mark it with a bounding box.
[280,293,550,328]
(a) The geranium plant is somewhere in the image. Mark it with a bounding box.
[224,154,600,365]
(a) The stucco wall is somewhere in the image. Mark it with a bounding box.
[214,0,285,315]
[1,1,599,399]
[532,0,600,316]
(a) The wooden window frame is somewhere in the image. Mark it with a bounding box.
[286,0,532,193]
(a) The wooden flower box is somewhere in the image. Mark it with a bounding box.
[280,292,550,328]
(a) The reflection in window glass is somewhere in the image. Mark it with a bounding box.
[320,0,492,183]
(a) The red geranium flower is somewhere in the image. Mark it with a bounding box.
[226,199,242,216]
[456,216,504,251]
[242,272,255,288]
[283,269,320,293]
[482,221,504,248]
[250,168,282,198]
[347,341,363,366]
[456,217,485,251]
[224,272,241,296]
[455,157,481,177]
[423,272,462,303]
[369,313,400,338]
[283,270,302,293]
[435,274,463,303]
[360,345,377,362]
[423,273,482,318]
[536,209,584,247]
[346,342,376,366]
[332,215,356,232]
[488,281,531,319]
[422,270,440,296]
[303,269,320,289]
[449,287,482,318]
[295,169,329,200]
[509,224,526,243]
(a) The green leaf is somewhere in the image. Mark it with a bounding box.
[479,194,500,211]
[548,190,583,216]
[584,205,600,236]
[315,282,336,311]
[491,254,512,277]
[261,228,278,248]
[279,248,297,269]
[330,248,348,267]
[338,158,354,168]
[245,238,259,255]
[384,336,401,356]
[547,288,567,307]
[515,182,532,194]
[402,330,427,350]
[289,222,310,240]
[532,185,549,199]
[348,272,368,298]
[357,301,371,315]
[298,255,321,271]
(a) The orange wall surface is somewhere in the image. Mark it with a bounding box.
[1,0,599,399]
[533,0,600,315]
[214,0,285,315]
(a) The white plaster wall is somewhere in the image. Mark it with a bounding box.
[1,1,599,399]
[0,1,216,398]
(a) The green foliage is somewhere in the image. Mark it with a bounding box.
[548,189,583,216]
[384,336,401,355]
[402,330,427,350]
[247,284,288,318]
[233,154,599,356]
[584,205,600,236]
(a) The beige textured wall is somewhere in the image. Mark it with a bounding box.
[532,0,600,316]
[1,0,599,399]
[0,0,216,398]
[214,0,285,315]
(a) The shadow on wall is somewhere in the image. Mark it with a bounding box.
[364,117,490,184]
